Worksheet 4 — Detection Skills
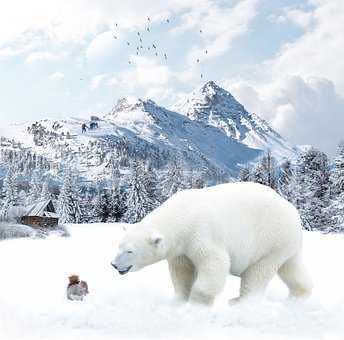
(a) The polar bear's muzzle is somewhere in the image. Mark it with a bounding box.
[111,262,133,275]
[117,265,132,275]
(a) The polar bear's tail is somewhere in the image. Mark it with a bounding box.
[278,253,313,298]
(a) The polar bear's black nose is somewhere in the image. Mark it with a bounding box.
[111,263,118,270]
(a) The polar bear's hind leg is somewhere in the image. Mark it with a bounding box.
[232,251,286,304]
[278,253,313,298]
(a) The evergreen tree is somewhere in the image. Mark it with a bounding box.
[161,158,186,200]
[27,171,42,204]
[123,161,155,223]
[278,159,294,201]
[92,186,111,223]
[0,168,18,220]
[331,141,344,195]
[143,162,161,208]
[238,166,251,182]
[108,182,127,222]
[294,147,331,231]
[58,169,82,224]
[40,181,51,200]
[252,162,265,185]
[328,141,344,231]
[252,151,277,189]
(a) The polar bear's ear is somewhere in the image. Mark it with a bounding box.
[149,233,164,247]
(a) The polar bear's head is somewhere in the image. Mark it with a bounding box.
[111,229,166,275]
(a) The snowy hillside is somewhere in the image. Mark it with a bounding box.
[174,81,296,159]
[0,82,296,183]
[0,223,343,340]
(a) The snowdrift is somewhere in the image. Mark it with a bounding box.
[0,223,344,340]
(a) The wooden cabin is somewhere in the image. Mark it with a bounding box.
[21,199,59,228]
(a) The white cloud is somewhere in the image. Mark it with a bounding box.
[120,55,172,88]
[230,76,344,155]
[89,74,107,89]
[270,7,313,29]
[175,0,259,64]
[264,0,344,95]
[0,0,215,48]
[225,0,344,154]
[49,72,65,80]
[25,51,64,63]
[86,31,116,61]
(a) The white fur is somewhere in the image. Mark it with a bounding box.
[112,182,312,305]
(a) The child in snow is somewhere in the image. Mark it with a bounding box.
[67,275,89,301]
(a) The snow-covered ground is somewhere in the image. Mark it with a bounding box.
[0,223,343,340]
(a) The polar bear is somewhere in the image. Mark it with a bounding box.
[111,182,312,305]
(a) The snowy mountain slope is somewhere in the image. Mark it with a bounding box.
[0,223,343,340]
[104,98,260,171]
[174,81,297,160]
[0,81,297,183]
[0,98,261,182]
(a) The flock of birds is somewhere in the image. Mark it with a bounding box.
[112,17,208,79]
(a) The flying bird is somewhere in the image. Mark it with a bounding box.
[147,46,151,50]
[166,19,170,23]
[164,53,167,60]
[147,27,150,32]
[200,29,203,33]
[197,58,200,63]
[147,17,151,22]
[152,44,156,49]
[205,50,208,54]
[127,42,130,46]
[155,52,158,56]
[128,60,132,64]
[139,38,142,43]
[114,35,117,39]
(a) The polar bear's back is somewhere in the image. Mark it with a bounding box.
[193,182,302,242]
[148,181,303,275]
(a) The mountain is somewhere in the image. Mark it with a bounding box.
[174,81,296,159]
[0,81,296,185]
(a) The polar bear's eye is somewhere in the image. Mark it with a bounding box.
[127,250,133,254]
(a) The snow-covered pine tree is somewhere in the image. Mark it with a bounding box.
[331,141,344,195]
[108,181,127,222]
[40,180,51,200]
[96,187,112,222]
[327,141,344,232]
[238,166,251,182]
[161,158,187,200]
[278,159,295,202]
[58,169,82,224]
[252,151,277,189]
[143,162,161,209]
[26,171,42,205]
[186,170,206,189]
[252,162,265,185]
[123,160,155,223]
[294,147,331,231]
[0,168,18,220]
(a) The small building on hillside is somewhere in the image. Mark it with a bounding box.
[21,199,59,228]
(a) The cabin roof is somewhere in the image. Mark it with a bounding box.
[23,199,59,219]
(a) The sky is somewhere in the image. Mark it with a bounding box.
[0,0,343,154]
